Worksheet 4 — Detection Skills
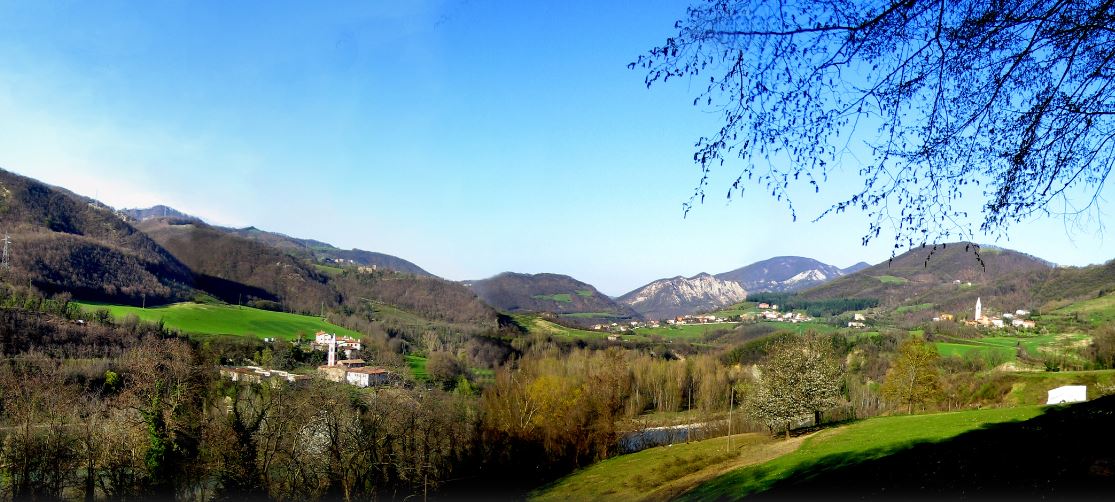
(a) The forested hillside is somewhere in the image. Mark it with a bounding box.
[0,169,193,304]
[135,217,338,314]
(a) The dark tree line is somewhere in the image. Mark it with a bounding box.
[747,292,879,316]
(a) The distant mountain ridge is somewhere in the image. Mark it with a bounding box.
[121,206,430,276]
[617,273,747,320]
[716,256,860,293]
[800,243,1056,315]
[466,272,641,322]
[225,225,431,277]
[120,205,198,222]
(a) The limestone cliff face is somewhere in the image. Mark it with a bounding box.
[618,273,747,320]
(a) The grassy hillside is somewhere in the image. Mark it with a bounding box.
[468,272,640,322]
[681,406,1043,500]
[535,406,1043,502]
[801,242,1052,314]
[75,301,362,341]
[696,396,1115,500]
[135,218,337,314]
[531,433,796,502]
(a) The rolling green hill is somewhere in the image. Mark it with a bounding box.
[535,406,1043,502]
[75,301,362,340]
[801,242,1052,315]
[467,272,640,323]
[689,396,1115,500]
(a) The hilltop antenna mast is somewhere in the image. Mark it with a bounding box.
[2,234,11,271]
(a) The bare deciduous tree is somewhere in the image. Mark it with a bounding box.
[633,0,1115,250]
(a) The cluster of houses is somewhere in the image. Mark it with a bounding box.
[219,366,311,385]
[748,304,814,324]
[847,313,869,328]
[220,331,395,389]
[934,297,1037,329]
[590,314,738,334]
[591,320,659,333]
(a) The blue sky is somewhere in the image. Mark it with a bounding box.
[0,1,1111,295]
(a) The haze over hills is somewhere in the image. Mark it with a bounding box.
[224,225,432,277]
[120,205,198,222]
[617,273,747,320]
[123,206,432,277]
[465,272,641,322]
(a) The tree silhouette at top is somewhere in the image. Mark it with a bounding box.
[633,0,1115,252]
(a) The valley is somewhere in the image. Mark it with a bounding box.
[1,168,1114,501]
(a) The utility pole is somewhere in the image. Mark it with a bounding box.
[1,234,11,271]
[728,388,734,452]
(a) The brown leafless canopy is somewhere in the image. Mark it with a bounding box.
[632,0,1115,250]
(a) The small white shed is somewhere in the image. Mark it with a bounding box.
[1046,385,1087,405]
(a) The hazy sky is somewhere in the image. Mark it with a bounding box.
[1,1,1111,295]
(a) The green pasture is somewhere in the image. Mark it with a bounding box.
[895,302,934,314]
[406,355,429,381]
[709,302,759,319]
[1049,294,1115,326]
[532,432,782,502]
[636,322,739,341]
[934,333,1091,365]
[682,406,1043,500]
[313,264,344,277]
[875,275,909,284]
[575,289,594,297]
[560,312,623,319]
[74,301,363,341]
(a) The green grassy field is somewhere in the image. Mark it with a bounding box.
[75,301,363,341]
[708,302,759,319]
[313,264,344,277]
[532,432,789,502]
[935,341,1017,362]
[875,275,909,284]
[1048,293,1115,326]
[681,406,1044,501]
[560,312,623,319]
[514,315,618,341]
[635,323,739,341]
[895,302,934,314]
[575,289,594,297]
[532,293,573,303]
[405,355,428,380]
[933,333,1092,366]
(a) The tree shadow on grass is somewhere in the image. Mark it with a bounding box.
[743,396,1115,501]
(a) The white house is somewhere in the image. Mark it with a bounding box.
[345,367,391,388]
[1046,385,1087,405]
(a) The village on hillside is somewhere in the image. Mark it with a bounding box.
[219,331,399,388]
